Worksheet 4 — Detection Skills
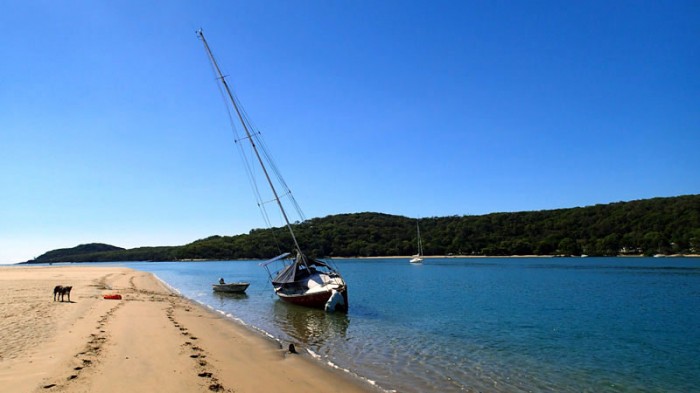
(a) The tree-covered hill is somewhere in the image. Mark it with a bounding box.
[26,194,700,263]
[33,243,125,262]
[29,245,180,263]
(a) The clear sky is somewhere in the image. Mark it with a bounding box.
[1,1,698,263]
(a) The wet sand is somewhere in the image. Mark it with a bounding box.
[0,266,373,393]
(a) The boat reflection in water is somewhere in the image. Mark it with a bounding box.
[212,291,249,308]
[271,301,349,347]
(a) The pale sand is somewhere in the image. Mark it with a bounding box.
[0,266,373,393]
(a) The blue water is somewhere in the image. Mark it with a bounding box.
[116,257,700,393]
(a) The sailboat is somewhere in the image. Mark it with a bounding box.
[410,221,424,264]
[197,30,348,312]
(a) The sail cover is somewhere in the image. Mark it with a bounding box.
[271,254,335,285]
[272,262,299,285]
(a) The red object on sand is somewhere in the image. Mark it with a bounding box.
[103,294,122,300]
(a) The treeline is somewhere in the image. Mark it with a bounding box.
[28,194,700,263]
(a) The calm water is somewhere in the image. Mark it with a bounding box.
[116,257,700,393]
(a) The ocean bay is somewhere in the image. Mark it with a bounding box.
[112,257,700,392]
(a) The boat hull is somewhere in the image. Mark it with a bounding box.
[276,287,348,312]
[212,282,250,293]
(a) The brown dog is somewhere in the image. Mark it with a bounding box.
[53,285,72,302]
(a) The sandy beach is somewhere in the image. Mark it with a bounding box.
[0,266,373,393]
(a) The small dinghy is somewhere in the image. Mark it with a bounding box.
[212,282,250,293]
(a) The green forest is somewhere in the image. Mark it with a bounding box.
[27,194,700,263]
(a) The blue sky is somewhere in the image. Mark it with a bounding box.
[1,1,698,263]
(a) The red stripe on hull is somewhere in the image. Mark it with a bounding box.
[277,288,348,312]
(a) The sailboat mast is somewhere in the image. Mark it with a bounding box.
[417,222,422,255]
[197,30,305,258]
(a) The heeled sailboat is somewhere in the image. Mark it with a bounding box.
[197,30,348,312]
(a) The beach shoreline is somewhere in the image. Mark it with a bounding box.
[0,265,374,393]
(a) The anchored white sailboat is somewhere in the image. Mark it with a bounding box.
[197,30,348,312]
[410,221,424,264]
